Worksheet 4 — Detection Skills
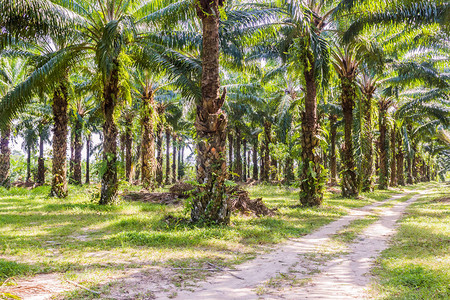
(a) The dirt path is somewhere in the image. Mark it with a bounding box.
[166,192,419,300]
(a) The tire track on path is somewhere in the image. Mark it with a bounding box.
[167,192,417,300]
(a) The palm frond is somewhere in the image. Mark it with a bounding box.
[0,46,85,127]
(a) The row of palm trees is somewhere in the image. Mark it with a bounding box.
[0,0,449,225]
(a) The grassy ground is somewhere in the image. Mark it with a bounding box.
[0,184,400,289]
[371,182,450,299]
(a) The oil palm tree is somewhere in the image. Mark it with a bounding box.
[178,1,279,223]
[133,70,160,189]
[378,97,394,189]
[190,0,230,223]
[322,97,342,186]
[331,34,384,196]
[69,90,97,185]
[33,101,52,185]
[188,0,275,222]
[285,1,331,206]
[358,72,378,191]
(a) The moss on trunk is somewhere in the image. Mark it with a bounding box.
[300,53,324,206]
[192,2,230,224]
[390,126,397,187]
[37,134,45,185]
[378,100,390,190]
[340,77,358,197]
[0,125,11,188]
[73,119,83,185]
[329,114,338,186]
[141,91,156,189]
[99,66,119,205]
[51,81,69,198]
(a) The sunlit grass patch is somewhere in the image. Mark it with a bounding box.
[371,183,450,299]
[0,259,35,284]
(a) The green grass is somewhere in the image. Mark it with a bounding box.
[0,259,33,281]
[0,183,409,299]
[332,215,380,243]
[371,182,450,299]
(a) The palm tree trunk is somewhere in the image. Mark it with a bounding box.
[156,121,163,187]
[389,126,397,187]
[73,119,82,185]
[120,133,126,170]
[252,139,258,180]
[37,133,45,185]
[192,3,229,224]
[141,92,156,189]
[134,142,141,183]
[300,51,323,205]
[271,157,277,181]
[378,104,389,190]
[172,133,177,184]
[396,131,404,186]
[243,139,247,182]
[340,78,358,197]
[375,147,379,173]
[247,150,251,179]
[26,146,31,182]
[99,67,119,205]
[329,114,338,186]
[165,127,171,186]
[412,146,418,183]
[124,116,133,183]
[262,121,271,182]
[228,132,233,174]
[361,95,374,191]
[0,125,11,188]
[260,141,265,180]
[177,139,182,180]
[322,149,327,170]
[406,156,413,184]
[419,159,426,182]
[284,155,294,184]
[234,127,242,181]
[69,134,74,184]
[85,134,90,184]
[125,129,132,182]
[180,144,185,179]
[51,82,68,197]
